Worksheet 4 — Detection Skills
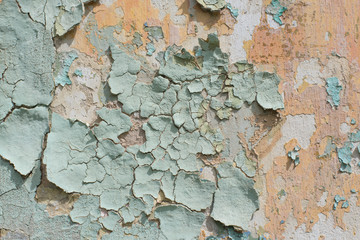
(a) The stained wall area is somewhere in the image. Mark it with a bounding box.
[1,0,360,239]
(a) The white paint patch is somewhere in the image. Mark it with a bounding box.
[262,114,316,172]
[266,14,280,29]
[317,191,328,207]
[99,0,117,7]
[219,0,263,63]
[295,58,324,89]
[283,213,358,239]
[340,122,351,135]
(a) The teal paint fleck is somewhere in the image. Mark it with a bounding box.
[226,3,239,19]
[55,51,78,86]
[277,189,286,199]
[351,119,356,125]
[280,220,285,224]
[326,77,342,107]
[318,137,335,158]
[288,145,301,166]
[74,69,83,77]
[146,42,156,56]
[99,211,121,231]
[342,201,349,209]
[333,194,346,210]
[337,142,353,173]
[351,189,356,193]
[266,0,287,25]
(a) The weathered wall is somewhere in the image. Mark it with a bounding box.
[1,0,360,239]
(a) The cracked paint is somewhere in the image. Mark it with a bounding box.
[2,0,360,239]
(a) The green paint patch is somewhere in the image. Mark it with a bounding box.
[337,142,353,173]
[226,3,239,19]
[333,194,346,210]
[266,0,287,25]
[74,69,83,77]
[211,162,259,229]
[326,77,342,107]
[174,171,216,211]
[0,107,49,175]
[54,51,78,86]
[155,205,205,239]
[196,0,227,11]
[234,150,256,177]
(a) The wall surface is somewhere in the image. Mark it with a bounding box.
[1,0,360,239]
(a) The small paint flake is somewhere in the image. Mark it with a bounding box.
[351,119,356,125]
[54,51,78,86]
[74,69,83,77]
[280,220,285,224]
[326,77,342,107]
[333,195,346,210]
[337,143,353,173]
[351,189,357,193]
[146,42,156,56]
[226,3,239,19]
[277,189,286,199]
[288,146,301,166]
[341,201,349,209]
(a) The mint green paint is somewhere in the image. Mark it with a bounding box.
[70,195,101,224]
[333,194,346,210]
[337,142,353,173]
[102,216,167,240]
[146,42,156,56]
[196,0,227,11]
[18,0,87,36]
[54,51,78,86]
[255,72,284,110]
[93,108,132,143]
[326,77,342,107]
[174,171,216,211]
[226,3,239,19]
[100,187,131,211]
[132,32,143,48]
[155,205,206,240]
[55,1,83,36]
[0,0,54,107]
[341,201,349,209]
[0,107,49,175]
[234,150,256,177]
[0,162,82,239]
[96,139,125,159]
[120,195,154,223]
[144,26,164,41]
[100,211,121,231]
[74,69,83,77]
[211,162,259,229]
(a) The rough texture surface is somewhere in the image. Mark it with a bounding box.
[1,0,360,239]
